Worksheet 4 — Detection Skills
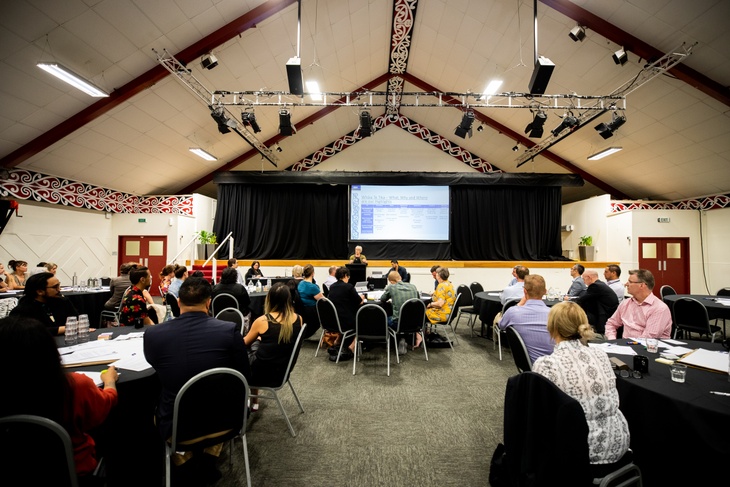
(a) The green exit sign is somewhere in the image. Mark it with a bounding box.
[138,218,146,223]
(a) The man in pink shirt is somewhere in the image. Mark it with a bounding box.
[605,269,672,339]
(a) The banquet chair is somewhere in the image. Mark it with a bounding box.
[715,288,730,335]
[505,326,532,373]
[396,298,428,361]
[211,293,239,316]
[315,298,355,361]
[493,299,520,360]
[717,288,730,297]
[0,414,79,487]
[99,286,130,327]
[428,292,462,351]
[454,284,477,332]
[166,368,251,487]
[673,297,723,342]
[249,324,307,437]
[404,272,411,283]
[353,304,396,376]
[659,285,677,300]
[216,307,247,335]
[165,293,180,317]
[469,281,484,296]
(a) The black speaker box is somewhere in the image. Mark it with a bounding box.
[528,57,555,95]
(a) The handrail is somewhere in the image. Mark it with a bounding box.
[169,235,198,265]
[204,232,233,266]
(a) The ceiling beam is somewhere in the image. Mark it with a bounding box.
[0,0,297,169]
[401,72,630,199]
[541,0,730,107]
[176,73,394,194]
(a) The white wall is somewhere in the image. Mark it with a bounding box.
[561,194,611,259]
[705,207,730,292]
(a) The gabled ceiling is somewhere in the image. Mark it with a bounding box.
[1,0,729,204]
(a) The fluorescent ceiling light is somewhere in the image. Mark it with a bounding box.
[305,80,322,101]
[483,80,503,95]
[587,147,622,160]
[189,147,217,161]
[37,62,109,97]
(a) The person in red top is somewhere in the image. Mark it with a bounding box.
[0,315,119,479]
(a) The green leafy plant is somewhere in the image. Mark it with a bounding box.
[195,230,217,245]
[579,235,593,246]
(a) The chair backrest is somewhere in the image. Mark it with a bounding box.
[470,281,484,296]
[456,284,473,305]
[257,324,308,389]
[442,292,463,326]
[216,308,246,335]
[505,326,532,373]
[404,272,411,283]
[716,288,730,297]
[673,297,711,333]
[322,283,330,297]
[397,298,426,334]
[355,304,389,339]
[502,298,520,314]
[316,298,342,333]
[165,293,180,317]
[0,414,79,487]
[660,285,677,299]
[211,293,239,316]
[171,368,249,451]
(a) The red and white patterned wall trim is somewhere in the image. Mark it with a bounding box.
[0,169,194,215]
[610,193,730,212]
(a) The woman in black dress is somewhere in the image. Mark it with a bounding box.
[244,261,264,281]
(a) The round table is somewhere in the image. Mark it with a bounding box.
[473,291,562,338]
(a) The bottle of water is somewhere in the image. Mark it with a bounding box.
[255,280,262,293]
[77,314,90,343]
[164,304,173,322]
[72,272,78,291]
[267,278,271,291]
[65,316,78,346]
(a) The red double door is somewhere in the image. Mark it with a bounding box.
[638,237,689,294]
[118,236,167,296]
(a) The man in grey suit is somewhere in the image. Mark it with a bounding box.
[565,264,587,298]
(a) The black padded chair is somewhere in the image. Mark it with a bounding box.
[322,283,330,297]
[396,298,428,361]
[0,414,79,487]
[165,368,251,487]
[165,293,180,317]
[249,325,307,437]
[211,293,239,317]
[353,304,396,376]
[717,288,730,297]
[99,286,130,327]
[315,298,355,361]
[505,326,532,373]
[673,297,723,342]
[470,281,484,296]
[404,272,411,283]
[216,307,247,335]
[659,285,677,300]
[454,284,478,332]
[428,292,462,352]
[493,299,520,360]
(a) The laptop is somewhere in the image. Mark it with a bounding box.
[354,281,368,292]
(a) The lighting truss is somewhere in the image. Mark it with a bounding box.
[515,42,695,167]
[154,49,277,167]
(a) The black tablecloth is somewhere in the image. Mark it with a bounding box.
[473,291,561,338]
[605,339,730,486]
[1,289,112,328]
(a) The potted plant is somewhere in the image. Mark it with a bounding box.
[195,230,217,259]
[578,235,594,261]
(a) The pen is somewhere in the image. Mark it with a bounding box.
[709,391,730,396]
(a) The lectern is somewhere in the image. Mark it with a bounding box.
[345,263,367,284]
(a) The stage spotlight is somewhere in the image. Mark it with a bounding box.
[454,109,475,139]
[569,25,586,42]
[476,124,484,132]
[358,110,372,137]
[612,48,628,65]
[210,107,236,134]
[278,109,295,136]
[594,112,626,139]
[512,145,519,152]
[524,110,547,138]
[551,112,579,137]
[240,109,261,133]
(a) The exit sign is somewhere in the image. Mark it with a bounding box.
[657,217,670,223]
[138,218,146,223]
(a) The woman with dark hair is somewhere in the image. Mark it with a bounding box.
[244,261,264,281]
[297,264,323,339]
[7,259,29,290]
[244,282,302,409]
[211,267,251,312]
[159,264,175,295]
[0,315,119,479]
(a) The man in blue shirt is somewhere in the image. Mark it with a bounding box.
[499,265,529,305]
[499,274,554,363]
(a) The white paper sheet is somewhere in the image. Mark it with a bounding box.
[678,348,729,373]
[589,343,637,356]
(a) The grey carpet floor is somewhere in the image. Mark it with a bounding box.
[215,321,516,487]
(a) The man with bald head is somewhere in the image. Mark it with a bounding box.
[573,269,619,334]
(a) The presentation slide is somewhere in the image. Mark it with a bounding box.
[350,185,450,241]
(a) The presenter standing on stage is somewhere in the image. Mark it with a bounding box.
[349,246,367,264]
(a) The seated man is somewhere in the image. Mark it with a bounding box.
[104,262,135,311]
[119,266,155,327]
[380,270,419,354]
[143,277,251,480]
[326,267,365,360]
[565,264,587,298]
[498,274,554,363]
[500,266,529,305]
[604,264,624,302]
[390,259,408,282]
[167,265,188,298]
[322,265,338,293]
[573,270,619,335]
[10,272,78,335]
[605,269,672,339]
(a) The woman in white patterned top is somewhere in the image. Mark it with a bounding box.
[532,301,630,465]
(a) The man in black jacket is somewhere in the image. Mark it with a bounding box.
[574,270,619,334]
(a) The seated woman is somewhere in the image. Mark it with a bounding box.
[212,267,251,314]
[532,301,630,469]
[244,283,302,409]
[0,315,119,480]
[6,259,29,290]
[291,265,304,280]
[244,261,264,281]
[326,266,365,358]
[159,264,175,295]
[296,264,323,339]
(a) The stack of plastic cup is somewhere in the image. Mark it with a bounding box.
[65,316,78,346]
[77,314,90,343]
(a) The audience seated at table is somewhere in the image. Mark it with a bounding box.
[507,265,519,286]
[244,260,264,281]
[532,301,630,469]
[604,269,672,340]
[212,267,251,313]
[244,282,303,407]
[167,265,188,298]
[426,267,456,325]
[10,272,78,335]
[326,266,365,359]
[119,266,155,327]
[380,269,420,354]
[604,265,625,302]
[28,261,58,276]
[430,264,440,290]
[0,315,119,479]
[6,259,29,290]
[565,264,588,298]
[159,264,175,295]
[390,259,408,281]
[297,264,323,339]
[498,274,554,363]
[499,265,529,305]
[291,264,304,280]
[104,262,135,311]
[322,265,338,293]
[573,270,619,335]
[143,277,251,483]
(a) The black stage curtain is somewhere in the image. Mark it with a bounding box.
[213,184,348,259]
[450,186,564,260]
